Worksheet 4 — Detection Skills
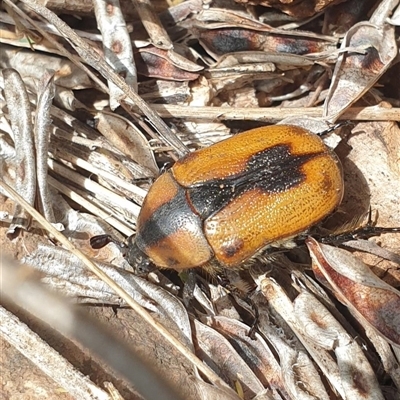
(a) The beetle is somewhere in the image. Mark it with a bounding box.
[128,125,344,271]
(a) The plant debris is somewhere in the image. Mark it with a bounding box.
[1,1,400,399]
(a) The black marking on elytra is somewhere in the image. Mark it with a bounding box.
[135,181,204,249]
[221,238,245,258]
[188,144,324,220]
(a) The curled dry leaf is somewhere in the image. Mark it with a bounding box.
[257,278,335,400]
[387,2,400,25]
[94,111,159,176]
[122,0,203,81]
[132,0,174,50]
[258,275,387,399]
[135,45,202,81]
[338,121,400,269]
[0,44,93,90]
[294,291,384,399]
[34,70,57,224]
[1,68,36,234]
[190,11,337,59]
[307,237,400,347]
[323,22,397,122]
[193,319,264,399]
[365,330,400,389]
[203,315,291,399]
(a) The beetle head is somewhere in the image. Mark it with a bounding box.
[127,235,153,275]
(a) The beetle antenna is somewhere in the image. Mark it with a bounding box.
[90,234,127,253]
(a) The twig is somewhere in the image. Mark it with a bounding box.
[147,105,400,122]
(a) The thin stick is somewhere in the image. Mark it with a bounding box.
[148,105,400,122]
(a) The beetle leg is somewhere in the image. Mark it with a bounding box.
[317,208,400,245]
[181,269,197,308]
[247,296,260,340]
[317,120,353,137]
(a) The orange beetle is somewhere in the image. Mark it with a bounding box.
[131,125,344,270]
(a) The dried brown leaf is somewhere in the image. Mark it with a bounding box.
[323,22,397,122]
